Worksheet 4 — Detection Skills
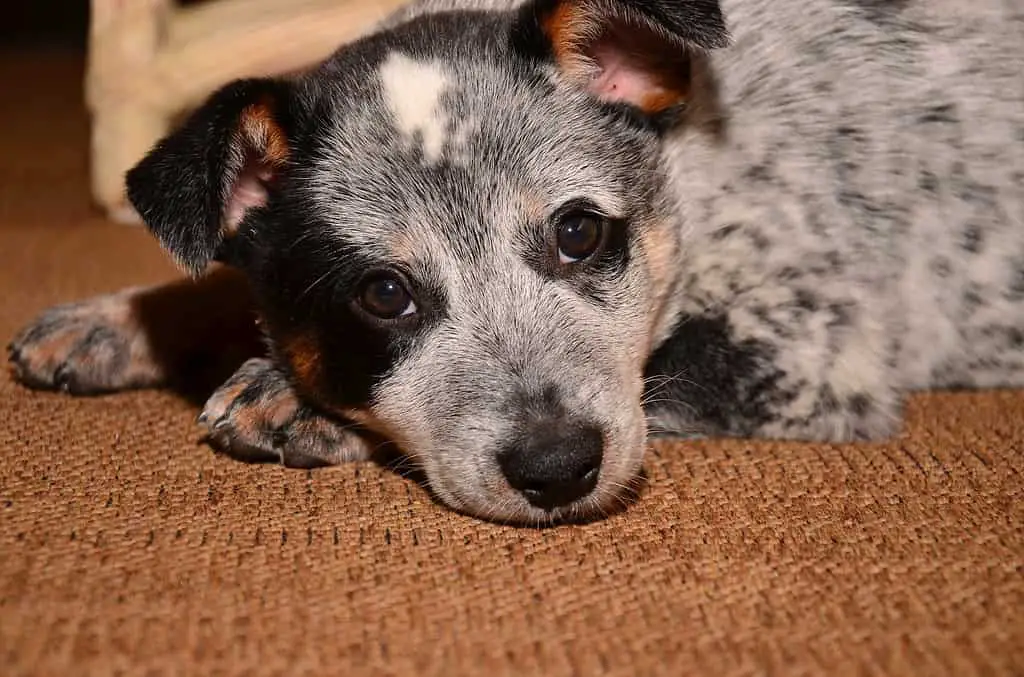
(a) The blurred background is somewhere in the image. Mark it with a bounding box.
[3,1,89,48]
[2,1,209,48]
[0,0,401,224]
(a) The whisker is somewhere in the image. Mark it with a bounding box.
[296,268,338,304]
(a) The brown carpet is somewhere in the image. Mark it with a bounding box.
[1,49,1022,677]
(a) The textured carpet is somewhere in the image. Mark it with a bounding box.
[1,49,1022,677]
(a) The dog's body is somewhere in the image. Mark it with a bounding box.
[9,0,1024,523]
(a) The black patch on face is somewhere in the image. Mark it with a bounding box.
[242,189,446,409]
[643,314,788,435]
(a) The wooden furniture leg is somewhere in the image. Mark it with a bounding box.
[87,0,173,224]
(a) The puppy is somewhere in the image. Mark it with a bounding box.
[8,0,1024,523]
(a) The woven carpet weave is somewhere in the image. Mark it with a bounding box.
[1,49,1022,677]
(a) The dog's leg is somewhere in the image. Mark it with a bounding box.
[7,267,263,395]
[645,308,899,443]
[9,268,372,465]
[645,243,900,443]
[200,357,373,468]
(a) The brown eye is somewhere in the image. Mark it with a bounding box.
[359,275,416,320]
[557,212,605,263]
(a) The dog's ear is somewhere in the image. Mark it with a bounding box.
[125,79,293,276]
[512,0,728,115]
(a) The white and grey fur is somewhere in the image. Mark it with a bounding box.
[8,0,1024,524]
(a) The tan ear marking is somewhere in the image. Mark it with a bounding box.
[239,100,290,166]
[541,1,599,80]
[639,88,688,114]
[221,100,290,237]
[539,1,693,113]
[633,44,692,113]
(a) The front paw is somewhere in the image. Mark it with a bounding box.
[200,357,370,468]
[7,294,160,394]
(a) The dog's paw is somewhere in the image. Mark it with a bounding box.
[200,357,371,468]
[7,293,161,394]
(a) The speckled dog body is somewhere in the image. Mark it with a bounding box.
[8,0,1024,523]
[645,0,1024,442]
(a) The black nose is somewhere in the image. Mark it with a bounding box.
[498,420,604,511]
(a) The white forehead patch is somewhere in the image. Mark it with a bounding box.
[379,52,450,163]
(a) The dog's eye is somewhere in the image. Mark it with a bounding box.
[557,211,606,264]
[358,275,417,320]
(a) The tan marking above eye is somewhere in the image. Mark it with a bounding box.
[279,331,323,393]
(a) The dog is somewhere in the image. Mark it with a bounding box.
[8,0,1024,523]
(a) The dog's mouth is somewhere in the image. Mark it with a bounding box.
[480,467,648,526]
[403,419,650,526]
[345,338,652,524]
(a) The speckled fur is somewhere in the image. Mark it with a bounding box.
[8,0,1024,524]
[648,0,1024,442]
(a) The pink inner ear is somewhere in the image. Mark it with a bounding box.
[224,163,273,232]
[587,41,668,106]
[564,18,689,113]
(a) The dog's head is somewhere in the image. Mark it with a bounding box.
[127,0,728,523]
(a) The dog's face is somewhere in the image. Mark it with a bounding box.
[127,0,728,522]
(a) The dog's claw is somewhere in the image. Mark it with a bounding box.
[198,357,370,467]
[270,429,290,449]
[7,294,159,394]
[53,364,72,392]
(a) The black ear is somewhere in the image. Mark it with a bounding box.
[125,79,293,276]
[512,0,729,114]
